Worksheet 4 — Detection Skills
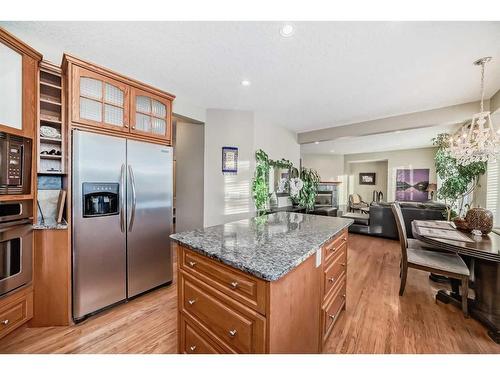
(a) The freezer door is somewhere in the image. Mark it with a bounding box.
[72,130,127,320]
[126,140,173,297]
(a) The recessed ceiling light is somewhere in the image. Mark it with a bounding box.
[241,79,251,86]
[280,23,295,37]
[314,141,320,145]
[330,150,335,153]
[395,130,401,134]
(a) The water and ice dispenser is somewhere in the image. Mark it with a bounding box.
[82,182,119,217]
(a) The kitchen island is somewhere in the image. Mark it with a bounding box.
[170,212,353,353]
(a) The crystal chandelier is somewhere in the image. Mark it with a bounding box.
[449,57,499,166]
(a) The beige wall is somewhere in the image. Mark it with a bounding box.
[344,147,438,202]
[254,118,300,168]
[347,161,388,203]
[301,154,344,182]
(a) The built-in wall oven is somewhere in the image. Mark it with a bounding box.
[0,200,33,297]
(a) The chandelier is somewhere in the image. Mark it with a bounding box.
[449,57,499,166]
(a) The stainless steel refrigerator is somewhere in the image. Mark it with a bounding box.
[72,129,173,322]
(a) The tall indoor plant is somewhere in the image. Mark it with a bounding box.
[296,167,321,212]
[433,133,487,220]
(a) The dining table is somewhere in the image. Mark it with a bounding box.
[412,220,500,344]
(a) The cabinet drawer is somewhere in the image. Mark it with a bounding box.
[323,230,348,265]
[180,247,267,315]
[321,278,346,342]
[323,247,347,301]
[0,290,33,339]
[180,314,225,354]
[180,274,266,353]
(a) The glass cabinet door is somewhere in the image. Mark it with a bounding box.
[130,88,171,142]
[0,41,22,131]
[72,66,129,131]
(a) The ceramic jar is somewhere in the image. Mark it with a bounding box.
[465,207,494,235]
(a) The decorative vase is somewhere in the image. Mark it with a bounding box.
[465,207,494,235]
[453,217,471,232]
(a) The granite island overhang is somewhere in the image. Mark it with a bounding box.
[170,212,354,353]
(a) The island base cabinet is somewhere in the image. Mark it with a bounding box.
[176,228,349,354]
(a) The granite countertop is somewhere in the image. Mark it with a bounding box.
[33,217,68,230]
[170,212,353,281]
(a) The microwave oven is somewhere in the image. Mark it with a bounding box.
[0,132,32,195]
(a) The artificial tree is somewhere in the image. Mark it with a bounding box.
[433,133,487,220]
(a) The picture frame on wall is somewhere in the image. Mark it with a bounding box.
[222,146,238,175]
[359,172,376,185]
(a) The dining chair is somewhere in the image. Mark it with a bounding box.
[391,203,470,317]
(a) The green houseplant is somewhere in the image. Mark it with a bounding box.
[252,149,270,214]
[296,167,321,212]
[433,133,487,221]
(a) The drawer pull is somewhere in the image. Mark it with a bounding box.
[188,261,197,267]
[230,281,239,289]
[1,319,9,325]
[187,299,196,305]
[342,237,347,242]
[342,294,346,298]
[341,263,346,267]
[328,314,336,320]
[228,329,237,337]
[328,277,335,283]
[329,247,336,252]
[189,345,197,352]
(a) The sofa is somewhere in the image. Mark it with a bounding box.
[343,201,447,239]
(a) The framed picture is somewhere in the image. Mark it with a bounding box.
[395,168,430,202]
[359,173,376,185]
[222,146,238,174]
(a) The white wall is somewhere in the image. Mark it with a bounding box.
[204,110,301,227]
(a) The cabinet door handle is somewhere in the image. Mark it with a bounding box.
[329,247,336,252]
[1,319,9,325]
[342,294,346,299]
[228,329,237,337]
[328,314,336,320]
[328,277,335,283]
[342,237,347,242]
[230,281,238,289]
[341,263,346,267]
[188,261,197,267]
[189,345,196,352]
[187,299,196,305]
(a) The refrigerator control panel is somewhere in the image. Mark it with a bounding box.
[82,182,120,217]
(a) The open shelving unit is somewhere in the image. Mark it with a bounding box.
[38,61,65,175]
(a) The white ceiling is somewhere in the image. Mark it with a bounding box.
[300,123,460,155]
[1,21,500,132]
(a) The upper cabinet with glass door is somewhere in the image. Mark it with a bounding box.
[72,66,129,133]
[64,54,174,144]
[130,88,172,141]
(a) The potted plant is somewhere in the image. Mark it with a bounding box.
[433,133,487,221]
[295,167,321,212]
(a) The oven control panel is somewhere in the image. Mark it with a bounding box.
[8,144,22,185]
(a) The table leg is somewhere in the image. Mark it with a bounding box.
[435,259,500,344]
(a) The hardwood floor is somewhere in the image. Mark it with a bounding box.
[1,234,499,354]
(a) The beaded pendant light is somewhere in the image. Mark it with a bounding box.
[450,57,499,165]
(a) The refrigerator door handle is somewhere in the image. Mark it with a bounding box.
[120,163,126,233]
[128,165,137,232]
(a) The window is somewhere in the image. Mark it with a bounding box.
[486,157,500,228]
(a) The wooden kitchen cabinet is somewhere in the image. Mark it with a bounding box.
[176,228,349,354]
[71,65,130,133]
[0,285,33,340]
[64,54,175,145]
[0,27,42,139]
[130,88,172,141]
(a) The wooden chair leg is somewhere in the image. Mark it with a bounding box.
[461,276,469,318]
[399,264,407,296]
